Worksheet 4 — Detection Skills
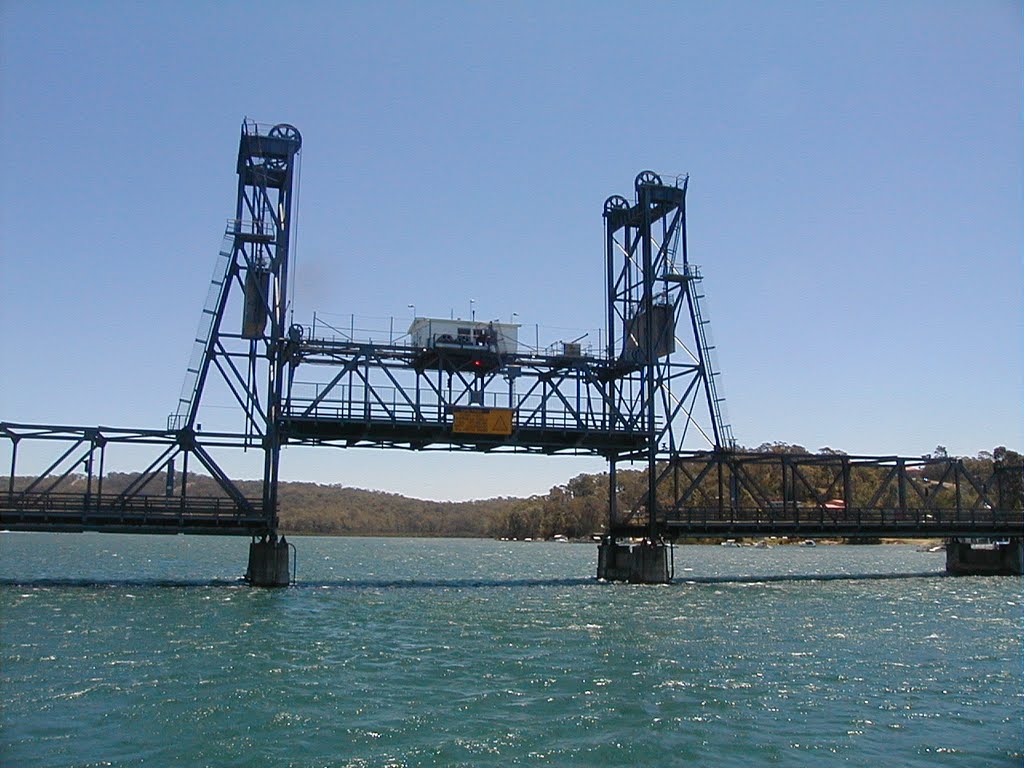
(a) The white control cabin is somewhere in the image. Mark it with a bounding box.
[408,318,520,355]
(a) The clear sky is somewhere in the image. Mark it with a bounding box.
[1,1,1020,501]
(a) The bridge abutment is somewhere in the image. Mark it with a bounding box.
[597,540,671,584]
[945,537,1022,576]
[245,536,291,586]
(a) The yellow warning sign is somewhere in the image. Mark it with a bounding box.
[452,407,514,436]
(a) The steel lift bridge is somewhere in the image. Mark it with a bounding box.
[2,121,1022,584]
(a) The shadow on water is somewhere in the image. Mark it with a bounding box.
[0,578,250,589]
[678,571,948,585]
[0,572,952,590]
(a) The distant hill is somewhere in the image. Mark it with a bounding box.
[276,483,531,538]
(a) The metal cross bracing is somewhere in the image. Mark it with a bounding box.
[4,422,1021,540]
[280,334,649,456]
[0,423,265,534]
[601,172,735,541]
[167,119,303,531]
[610,450,1024,540]
[276,173,734,473]
[1,120,303,538]
[2,121,1022,549]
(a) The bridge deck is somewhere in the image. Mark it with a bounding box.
[5,492,1020,540]
[1,493,268,536]
[612,507,1024,540]
[281,414,647,455]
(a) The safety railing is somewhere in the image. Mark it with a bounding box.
[284,396,632,435]
[285,378,650,435]
[1,491,266,530]
[660,505,1024,536]
[227,218,276,241]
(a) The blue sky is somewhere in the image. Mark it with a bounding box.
[1,1,1020,501]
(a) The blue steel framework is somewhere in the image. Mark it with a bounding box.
[649,451,1022,540]
[3,424,1020,541]
[167,119,303,529]
[279,173,735,538]
[0,423,264,534]
[2,120,302,537]
[1,123,1021,551]
[602,172,734,541]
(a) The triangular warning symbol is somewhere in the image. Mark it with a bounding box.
[490,410,512,435]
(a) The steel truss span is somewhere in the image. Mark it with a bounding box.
[617,451,1024,539]
[281,337,650,456]
[0,423,266,534]
[277,172,731,470]
[2,122,1021,554]
[4,422,1019,540]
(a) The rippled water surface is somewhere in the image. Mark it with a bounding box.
[1,534,1021,767]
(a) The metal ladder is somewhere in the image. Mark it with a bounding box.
[687,269,735,449]
[661,227,735,450]
[167,229,235,430]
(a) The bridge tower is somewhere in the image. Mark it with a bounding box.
[170,120,302,583]
[598,171,734,582]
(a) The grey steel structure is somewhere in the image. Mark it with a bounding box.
[601,172,733,543]
[169,119,303,528]
[1,122,1021,581]
[0,424,265,534]
[645,451,1022,540]
[2,120,302,543]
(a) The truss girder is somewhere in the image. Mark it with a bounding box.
[282,341,654,455]
[0,422,267,534]
[606,452,1023,539]
[9,135,1019,549]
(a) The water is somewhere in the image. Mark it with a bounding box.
[1,534,1021,767]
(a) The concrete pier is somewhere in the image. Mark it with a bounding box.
[946,537,1022,576]
[597,540,672,584]
[245,536,291,586]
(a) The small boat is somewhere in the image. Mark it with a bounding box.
[552,534,569,543]
[753,540,770,549]
[720,539,740,547]
[799,539,817,547]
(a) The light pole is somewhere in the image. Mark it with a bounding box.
[470,298,476,323]
[407,304,416,319]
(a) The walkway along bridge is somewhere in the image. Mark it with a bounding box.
[3,121,1021,583]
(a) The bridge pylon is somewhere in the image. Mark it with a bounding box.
[170,120,302,553]
[598,171,733,582]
